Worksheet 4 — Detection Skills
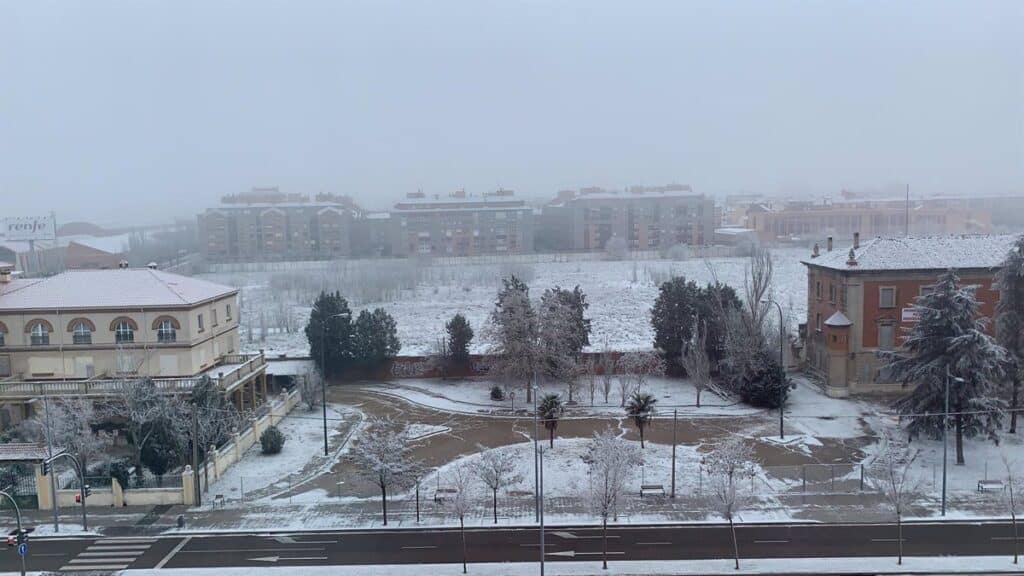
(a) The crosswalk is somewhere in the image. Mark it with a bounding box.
[60,536,157,571]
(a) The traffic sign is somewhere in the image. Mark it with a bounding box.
[17,542,26,556]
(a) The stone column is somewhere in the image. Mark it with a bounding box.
[182,465,196,506]
[35,463,54,511]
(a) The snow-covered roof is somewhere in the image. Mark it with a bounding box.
[62,233,130,254]
[824,311,853,327]
[266,358,314,376]
[714,227,756,235]
[0,268,236,311]
[803,235,1019,272]
[570,190,704,202]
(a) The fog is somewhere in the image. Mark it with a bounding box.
[1,0,1021,225]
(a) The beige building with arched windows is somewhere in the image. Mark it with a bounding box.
[0,264,267,425]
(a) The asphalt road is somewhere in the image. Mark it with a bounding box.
[1,521,1021,572]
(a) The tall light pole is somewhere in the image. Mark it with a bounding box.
[761,299,786,439]
[538,445,545,576]
[533,384,540,523]
[320,312,349,457]
[942,367,965,516]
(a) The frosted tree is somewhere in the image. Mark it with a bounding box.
[486,276,540,402]
[703,436,755,487]
[743,247,774,339]
[705,437,755,570]
[868,443,922,566]
[583,430,643,570]
[189,376,240,494]
[680,322,711,408]
[101,378,188,471]
[996,235,1024,434]
[583,357,599,407]
[445,462,476,574]
[297,365,323,411]
[886,270,1010,464]
[999,453,1023,564]
[36,397,110,475]
[473,447,523,524]
[617,374,635,408]
[600,352,616,404]
[620,350,665,394]
[538,296,582,401]
[351,416,422,526]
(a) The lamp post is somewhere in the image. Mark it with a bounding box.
[0,490,26,576]
[761,299,786,439]
[533,384,540,523]
[942,367,965,516]
[320,312,349,456]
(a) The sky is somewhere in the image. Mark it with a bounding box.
[1,0,1022,226]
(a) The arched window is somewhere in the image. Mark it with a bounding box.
[157,319,176,343]
[115,320,135,344]
[0,321,7,347]
[30,322,50,346]
[72,321,92,345]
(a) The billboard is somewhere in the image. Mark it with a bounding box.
[2,215,56,241]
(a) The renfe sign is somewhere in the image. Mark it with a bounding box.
[901,307,920,323]
[2,215,56,241]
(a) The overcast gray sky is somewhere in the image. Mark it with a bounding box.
[1,0,1021,226]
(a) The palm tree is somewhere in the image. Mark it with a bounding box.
[538,393,564,448]
[626,391,657,448]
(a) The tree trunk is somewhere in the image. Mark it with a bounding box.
[549,427,554,448]
[639,424,645,449]
[897,513,903,565]
[461,516,467,574]
[492,488,498,524]
[602,517,608,570]
[696,388,701,408]
[381,484,388,526]
[955,410,965,465]
[730,516,739,570]
[1011,372,1020,434]
[1012,512,1019,564]
[526,384,532,404]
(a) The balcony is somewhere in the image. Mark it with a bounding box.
[0,353,266,401]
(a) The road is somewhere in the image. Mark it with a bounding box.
[1,521,1020,572]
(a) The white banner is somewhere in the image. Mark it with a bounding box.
[2,215,56,241]
[901,307,920,323]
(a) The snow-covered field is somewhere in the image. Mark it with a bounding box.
[201,248,810,357]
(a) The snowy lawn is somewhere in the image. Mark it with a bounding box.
[205,248,809,357]
[206,403,353,500]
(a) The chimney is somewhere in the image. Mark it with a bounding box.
[0,266,11,284]
[827,236,833,252]
[811,243,820,258]
[846,248,858,266]
[853,232,860,249]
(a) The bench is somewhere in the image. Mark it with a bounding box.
[640,484,665,498]
[978,480,1005,493]
[434,487,458,503]
[214,494,226,508]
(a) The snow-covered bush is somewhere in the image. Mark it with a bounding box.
[490,386,505,400]
[733,349,791,408]
[260,425,286,455]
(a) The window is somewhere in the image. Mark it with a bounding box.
[816,313,822,331]
[72,322,92,345]
[815,281,822,300]
[30,322,50,346]
[920,285,935,297]
[0,330,5,347]
[198,314,204,332]
[879,287,897,308]
[828,284,836,303]
[115,321,135,344]
[226,303,232,321]
[879,323,895,349]
[212,308,218,326]
[157,320,176,343]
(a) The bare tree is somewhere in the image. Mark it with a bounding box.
[35,397,110,475]
[351,416,422,526]
[704,437,756,570]
[708,460,749,570]
[584,430,643,570]
[600,352,616,404]
[620,350,666,395]
[617,374,635,408]
[583,357,599,407]
[473,447,523,524]
[297,365,323,411]
[445,462,476,574]
[680,323,711,408]
[744,247,774,337]
[869,443,922,566]
[1001,453,1023,564]
[101,378,188,470]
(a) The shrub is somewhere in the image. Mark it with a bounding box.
[734,350,791,408]
[260,425,286,455]
[109,458,134,489]
[490,386,505,401]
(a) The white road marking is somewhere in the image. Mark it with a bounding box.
[546,550,625,558]
[871,538,906,542]
[155,536,191,569]
[79,550,146,557]
[753,539,790,544]
[401,545,438,550]
[60,564,130,570]
[181,547,326,554]
[88,545,152,550]
[68,557,140,564]
[636,541,672,546]
[991,536,1024,541]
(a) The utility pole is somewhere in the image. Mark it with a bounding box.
[539,445,545,576]
[533,383,540,523]
[671,409,677,498]
[943,366,951,516]
[321,322,329,457]
[42,396,58,533]
[192,409,202,507]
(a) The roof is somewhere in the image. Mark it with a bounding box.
[0,443,54,462]
[63,233,130,255]
[569,190,704,202]
[266,358,314,376]
[714,227,756,235]
[0,268,236,311]
[824,311,853,327]
[803,235,1019,272]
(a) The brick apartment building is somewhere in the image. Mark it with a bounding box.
[198,188,360,262]
[388,189,534,257]
[802,234,1017,397]
[542,184,716,252]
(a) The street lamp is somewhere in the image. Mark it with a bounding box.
[533,384,540,523]
[942,366,965,516]
[761,299,785,439]
[320,312,350,456]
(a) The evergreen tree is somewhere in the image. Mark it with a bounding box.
[540,286,591,355]
[486,275,540,402]
[996,235,1024,434]
[886,270,1010,465]
[305,291,354,380]
[650,277,700,373]
[445,313,474,365]
[538,289,587,390]
[353,308,401,371]
[695,282,744,371]
[735,349,790,408]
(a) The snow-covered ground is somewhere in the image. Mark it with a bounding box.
[202,248,809,357]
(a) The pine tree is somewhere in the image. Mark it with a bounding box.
[695,282,743,371]
[886,270,1010,465]
[445,313,474,366]
[486,275,539,402]
[650,277,700,373]
[305,291,354,380]
[540,286,591,355]
[353,308,401,371]
[996,235,1024,434]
